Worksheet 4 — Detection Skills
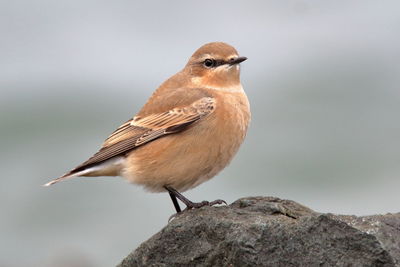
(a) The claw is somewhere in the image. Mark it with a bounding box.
[209,199,227,206]
[168,212,180,222]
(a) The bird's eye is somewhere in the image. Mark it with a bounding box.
[204,59,216,68]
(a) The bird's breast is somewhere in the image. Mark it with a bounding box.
[122,90,250,192]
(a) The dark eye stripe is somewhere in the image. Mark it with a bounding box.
[214,59,225,67]
[203,59,226,68]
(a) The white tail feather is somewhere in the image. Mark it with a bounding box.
[43,156,125,186]
[42,169,93,186]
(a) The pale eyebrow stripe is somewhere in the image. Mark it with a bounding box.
[227,54,239,59]
[198,54,212,61]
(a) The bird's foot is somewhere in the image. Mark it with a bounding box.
[183,199,227,211]
[164,185,227,215]
[168,199,227,222]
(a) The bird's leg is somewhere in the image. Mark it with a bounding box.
[168,191,182,213]
[164,185,226,212]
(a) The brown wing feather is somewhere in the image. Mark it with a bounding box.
[66,97,216,175]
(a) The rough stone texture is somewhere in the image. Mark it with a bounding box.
[118,197,400,267]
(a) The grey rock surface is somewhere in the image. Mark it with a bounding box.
[118,197,400,267]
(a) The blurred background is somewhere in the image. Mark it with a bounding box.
[1,0,400,266]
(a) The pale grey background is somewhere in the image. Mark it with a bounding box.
[1,1,400,266]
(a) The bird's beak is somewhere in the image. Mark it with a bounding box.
[229,56,247,65]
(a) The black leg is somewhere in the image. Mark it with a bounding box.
[168,191,182,213]
[164,185,226,212]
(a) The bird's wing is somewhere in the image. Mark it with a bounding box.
[65,96,216,175]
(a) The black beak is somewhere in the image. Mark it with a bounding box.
[229,56,247,65]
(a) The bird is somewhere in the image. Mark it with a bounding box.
[44,42,251,213]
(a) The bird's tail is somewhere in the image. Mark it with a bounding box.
[43,156,125,186]
[43,169,89,187]
[43,167,98,186]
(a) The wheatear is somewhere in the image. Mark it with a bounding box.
[44,42,250,213]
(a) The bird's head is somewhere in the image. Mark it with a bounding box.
[185,42,247,91]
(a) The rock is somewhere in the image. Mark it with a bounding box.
[118,197,400,267]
